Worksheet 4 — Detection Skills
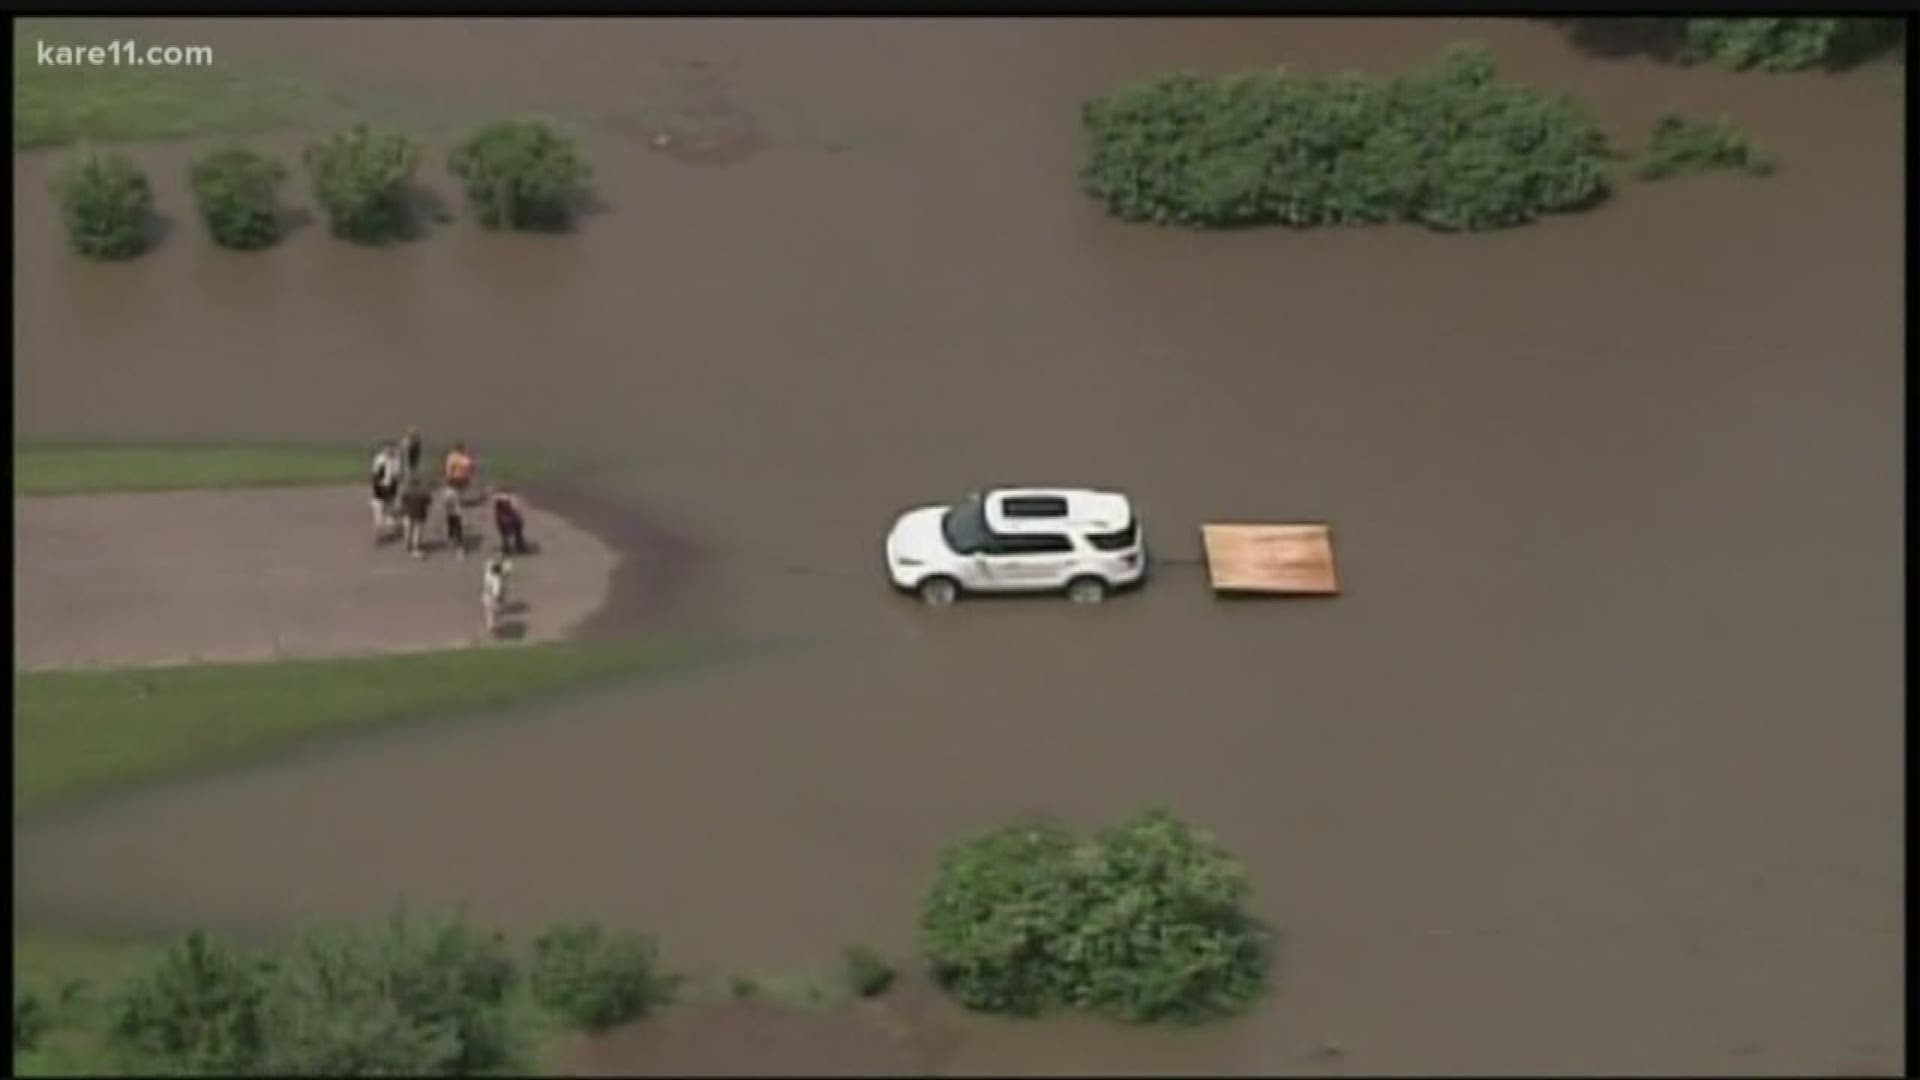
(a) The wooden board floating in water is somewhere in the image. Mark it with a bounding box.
[1201,524,1340,595]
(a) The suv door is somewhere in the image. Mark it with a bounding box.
[981,533,1075,589]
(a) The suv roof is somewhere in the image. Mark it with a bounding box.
[982,487,1133,536]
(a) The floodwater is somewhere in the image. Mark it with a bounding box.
[12,17,1904,1074]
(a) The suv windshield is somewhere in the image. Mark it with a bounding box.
[941,495,992,555]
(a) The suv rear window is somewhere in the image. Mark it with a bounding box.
[1000,495,1069,518]
[1088,520,1138,551]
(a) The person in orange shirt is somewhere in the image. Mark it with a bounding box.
[443,442,476,502]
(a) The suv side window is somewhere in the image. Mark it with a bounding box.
[999,495,1069,519]
[986,533,1073,556]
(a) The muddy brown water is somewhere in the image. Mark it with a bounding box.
[11,17,1903,1074]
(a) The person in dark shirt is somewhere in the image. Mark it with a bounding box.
[400,481,433,558]
[492,489,529,556]
[400,425,424,480]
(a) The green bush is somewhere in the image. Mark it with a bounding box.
[49,149,155,259]
[302,124,420,243]
[255,933,462,1076]
[109,912,521,1075]
[255,912,518,1075]
[110,930,270,1074]
[1081,45,1614,233]
[448,119,592,231]
[920,808,1271,1023]
[1681,17,1904,72]
[189,145,289,250]
[1638,114,1776,180]
[529,921,672,1033]
[842,946,895,999]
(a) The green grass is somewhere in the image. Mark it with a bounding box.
[15,640,693,819]
[14,441,553,497]
[12,932,164,1076]
[13,20,349,150]
[14,442,365,496]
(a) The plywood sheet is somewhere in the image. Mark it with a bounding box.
[1201,524,1339,595]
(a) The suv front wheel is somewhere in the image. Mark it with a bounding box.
[1066,576,1108,605]
[918,575,960,607]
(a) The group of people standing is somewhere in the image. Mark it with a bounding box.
[369,426,532,633]
[368,426,528,557]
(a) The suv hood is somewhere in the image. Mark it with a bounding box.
[887,506,951,562]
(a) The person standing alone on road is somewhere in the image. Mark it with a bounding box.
[482,554,513,634]
[400,479,433,558]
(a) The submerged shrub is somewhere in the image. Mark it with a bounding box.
[529,921,672,1032]
[1552,17,1902,71]
[255,911,518,1076]
[842,946,896,999]
[110,911,523,1075]
[920,808,1271,1023]
[50,149,155,259]
[449,119,592,231]
[303,124,420,243]
[1081,45,1614,233]
[1681,17,1903,73]
[1639,114,1777,180]
[189,145,289,250]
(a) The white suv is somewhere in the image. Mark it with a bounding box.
[885,487,1148,606]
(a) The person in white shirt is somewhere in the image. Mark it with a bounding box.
[483,556,513,634]
[368,444,402,541]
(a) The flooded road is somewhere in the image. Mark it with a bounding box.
[12,18,1903,1074]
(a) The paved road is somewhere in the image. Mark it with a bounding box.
[13,485,618,671]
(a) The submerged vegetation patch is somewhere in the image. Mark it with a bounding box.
[1081,45,1616,233]
[1638,114,1777,180]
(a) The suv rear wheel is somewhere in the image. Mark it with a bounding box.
[1066,576,1108,605]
